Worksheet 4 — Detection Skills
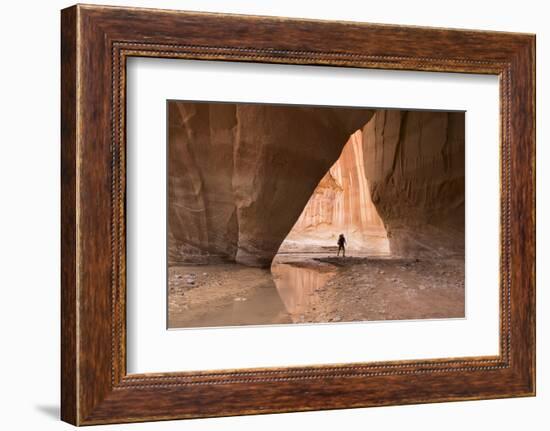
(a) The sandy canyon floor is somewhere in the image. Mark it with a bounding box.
[167,251,465,329]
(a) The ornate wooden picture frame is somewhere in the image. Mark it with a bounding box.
[61,4,535,425]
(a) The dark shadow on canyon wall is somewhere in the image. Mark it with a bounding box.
[168,101,464,268]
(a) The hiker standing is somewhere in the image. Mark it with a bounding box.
[337,233,347,257]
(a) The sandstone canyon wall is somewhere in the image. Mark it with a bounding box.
[283,131,389,254]
[362,110,465,257]
[168,102,374,267]
[168,102,464,267]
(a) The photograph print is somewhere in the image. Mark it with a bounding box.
[167,101,465,329]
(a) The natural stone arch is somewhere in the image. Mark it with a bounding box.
[168,102,464,268]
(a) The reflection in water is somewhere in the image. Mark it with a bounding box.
[168,259,336,329]
[271,262,336,320]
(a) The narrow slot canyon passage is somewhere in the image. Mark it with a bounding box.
[277,130,390,257]
[167,102,465,329]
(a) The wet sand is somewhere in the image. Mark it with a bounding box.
[168,253,464,329]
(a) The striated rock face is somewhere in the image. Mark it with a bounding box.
[168,102,374,267]
[361,110,465,257]
[168,103,238,263]
[283,131,389,253]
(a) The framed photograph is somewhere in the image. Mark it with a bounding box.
[61,4,536,425]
